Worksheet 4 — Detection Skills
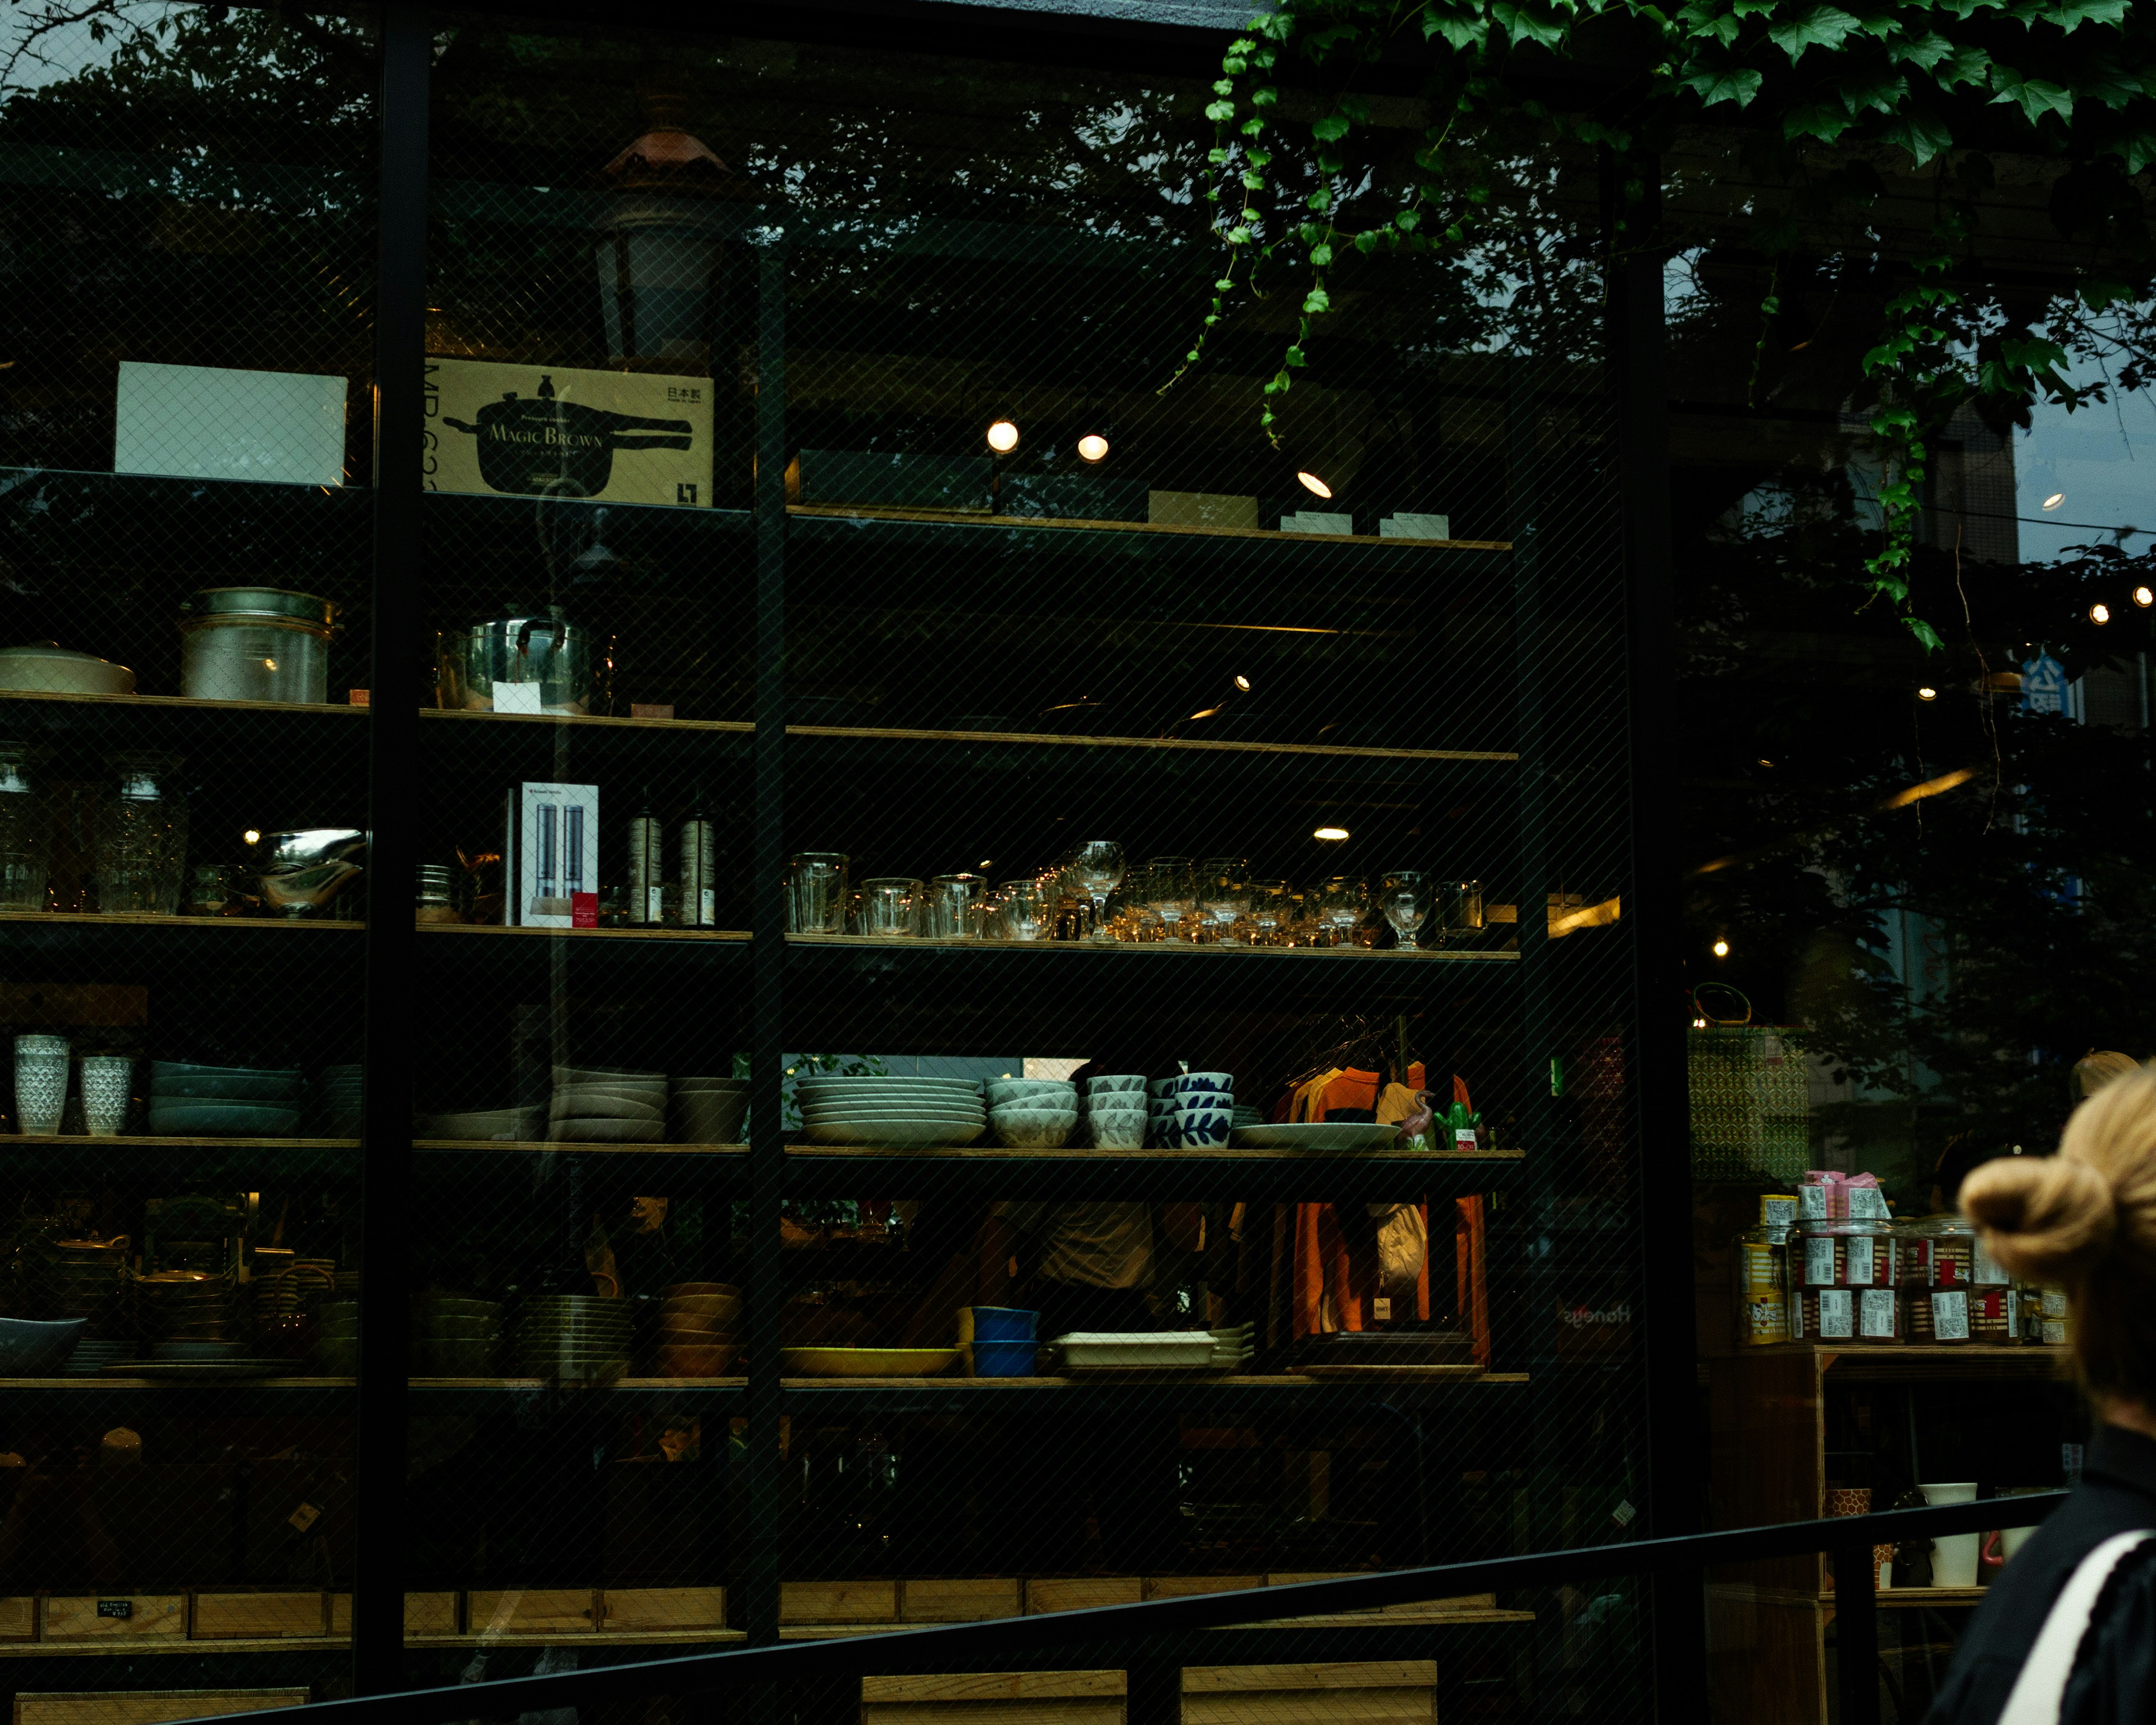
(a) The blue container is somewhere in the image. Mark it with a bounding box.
[971,1306,1038,1342]
[974,1339,1039,1377]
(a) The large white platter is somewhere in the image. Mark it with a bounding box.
[1228,1122,1409,1151]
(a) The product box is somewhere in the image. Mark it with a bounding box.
[116,360,348,487]
[426,359,712,508]
[505,783,599,928]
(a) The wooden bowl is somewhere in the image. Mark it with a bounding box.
[662,1283,739,1300]
[661,1294,742,1325]
[656,1319,730,1343]
[654,1341,737,1378]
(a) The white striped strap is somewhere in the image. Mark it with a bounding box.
[1998,1530,2155,1725]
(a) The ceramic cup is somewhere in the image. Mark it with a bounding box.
[1176,1107,1231,1149]
[1175,1072,1234,1096]
[1920,1482,1980,1587]
[1090,1109,1146,1150]
[79,1056,134,1137]
[1087,1074,1146,1097]
[13,1037,68,1134]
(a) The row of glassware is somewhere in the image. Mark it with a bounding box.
[785,846,1491,946]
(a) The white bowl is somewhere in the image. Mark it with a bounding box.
[990,1108,1078,1148]
[0,643,134,695]
[1087,1074,1147,1096]
[985,1079,1077,1106]
[1089,1115,1146,1149]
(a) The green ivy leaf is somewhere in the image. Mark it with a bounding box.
[1889,30,1957,72]
[1836,66,1909,114]
[1879,107,1954,164]
[1355,228,1385,252]
[1242,171,1266,188]
[1309,242,1334,264]
[1307,188,1334,210]
[1676,0,1742,47]
[2000,335,2070,371]
[1303,287,1332,313]
[1903,615,1945,652]
[1929,42,1991,88]
[2048,0,2127,30]
[1424,7,1492,50]
[1311,114,1351,142]
[2068,57,2143,111]
[1213,79,1236,96]
[1767,5,1862,61]
[1989,66,2074,124]
[1684,62,1765,106]
[1785,98,1860,140]
[1205,100,1236,122]
[2105,130,2156,172]
[1492,0,1569,47]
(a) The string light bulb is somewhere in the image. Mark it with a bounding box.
[1296,471,1332,499]
[985,419,1020,454]
[1076,433,1109,463]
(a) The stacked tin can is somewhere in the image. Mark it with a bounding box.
[1734,1193,1800,1347]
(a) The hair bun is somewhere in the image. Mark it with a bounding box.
[1963,1154,2117,1285]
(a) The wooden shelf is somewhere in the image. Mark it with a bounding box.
[1738,1344,2068,1381]
[787,722,1514,765]
[421,709,751,735]
[787,500,1512,553]
[787,1143,1519,1162]
[416,923,751,943]
[9,1134,358,1148]
[786,933,1514,962]
[0,690,368,716]
[0,911,363,932]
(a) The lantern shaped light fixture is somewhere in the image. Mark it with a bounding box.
[595,85,758,368]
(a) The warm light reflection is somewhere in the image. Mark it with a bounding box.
[2044,493,2066,510]
[243,830,261,845]
[1712,939,1730,957]
[2136,586,2154,608]
[1917,687,1938,701]
[2092,603,2112,625]
[986,420,1020,454]
[1233,674,1252,692]
[1076,433,1109,463]
[1296,471,1332,499]
[1313,825,1349,841]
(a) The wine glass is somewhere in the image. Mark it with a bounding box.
[1068,840,1125,939]
[1317,875,1367,945]
[1198,857,1253,943]
[1249,879,1292,946]
[1145,856,1195,941]
[1378,871,1431,949]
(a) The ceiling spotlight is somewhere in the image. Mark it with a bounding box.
[1076,433,1110,463]
[1712,938,1729,958]
[2044,492,2066,511]
[1232,674,1252,693]
[2092,603,2112,625]
[1296,471,1333,499]
[985,419,1020,454]
[1917,686,1938,701]
[2136,586,2153,608]
[976,858,993,870]
[1313,825,1350,841]
[243,829,261,845]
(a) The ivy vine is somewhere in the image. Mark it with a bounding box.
[1175,0,2156,650]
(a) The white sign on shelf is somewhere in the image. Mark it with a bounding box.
[115,360,348,486]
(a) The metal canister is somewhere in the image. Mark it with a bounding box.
[1734,1224,1790,1347]
[436,608,610,715]
[180,588,336,704]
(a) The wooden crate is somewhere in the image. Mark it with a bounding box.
[0,1599,34,1641]
[327,1594,458,1636]
[1142,1577,1265,1600]
[862,1670,1125,1725]
[599,1588,729,1633]
[1183,1662,1437,1725]
[1025,1580,1143,1615]
[782,1580,897,1624]
[40,1597,186,1641]
[901,1580,1020,1623]
[466,1590,597,1635]
[16,1694,304,1725]
[191,1594,327,1640]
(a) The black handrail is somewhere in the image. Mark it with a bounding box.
[188,1492,2066,1725]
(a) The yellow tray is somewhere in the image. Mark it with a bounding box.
[783,1347,957,1378]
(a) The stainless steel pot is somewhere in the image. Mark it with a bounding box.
[253,828,367,918]
[179,589,336,705]
[436,609,610,715]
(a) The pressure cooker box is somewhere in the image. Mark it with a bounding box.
[428,359,713,508]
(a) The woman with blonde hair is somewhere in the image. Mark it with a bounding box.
[1928,1062,2156,1723]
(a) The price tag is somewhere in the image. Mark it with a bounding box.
[288,1502,322,1533]
[1805,1236,1837,1286]
[1846,1236,1875,1286]
[1860,1289,1897,1338]
[97,1600,132,1619]
[1931,1289,1970,1341]
[1817,1289,1853,1339]
[492,680,543,715]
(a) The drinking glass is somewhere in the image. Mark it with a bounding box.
[1249,880,1292,946]
[95,753,188,915]
[858,877,922,937]
[0,745,49,912]
[1447,878,1486,947]
[1378,871,1432,949]
[922,873,984,938]
[14,1034,68,1134]
[1068,840,1125,939]
[79,1056,133,1137]
[786,852,849,933]
[1145,856,1195,941]
[1198,857,1253,943]
[998,879,1051,941]
[1317,876,1367,944]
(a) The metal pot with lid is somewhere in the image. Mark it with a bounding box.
[0,642,135,696]
[436,606,611,716]
[179,588,337,705]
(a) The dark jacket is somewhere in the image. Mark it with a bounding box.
[1927,1425,2156,1724]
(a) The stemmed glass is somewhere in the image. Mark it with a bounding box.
[1378,871,1431,950]
[1199,857,1253,944]
[1145,856,1195,942]
[1068,840,1125,940]
[1317,875,1367,945]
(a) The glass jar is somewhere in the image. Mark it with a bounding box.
[94,753,188,915]
[1790,1219,1901,1343]
[1904,1214,2002,1344]
[0,744,50,911]
[1734,1224,1791,1347]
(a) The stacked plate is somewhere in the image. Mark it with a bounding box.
[1208,1323,1254,1371]
[514,1294,632,1381]
[413,1294,503,1376]
[550,1069,665,1144]
[151,1339,244,1364]
[797,1076,985,1147]
[148,1062,302,1137]
[313,1299,360,1373]
[318,1065,363,1137]
[415,1106,544,1141]
[63,1340,134,1375]
[674,1078,749,1146]
[253,1259,336,1316]
[652,1281,740,1377]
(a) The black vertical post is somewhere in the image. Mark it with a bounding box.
[1835,1546,1881,1725]
[353,0,429,1696]
[745,239,788,1666]
[1126,1659,1180,1725]
[1602,150,1700,1723]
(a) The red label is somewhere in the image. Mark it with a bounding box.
[570,892,599,928]
[348,689,371,706]
[630,703,675,721]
